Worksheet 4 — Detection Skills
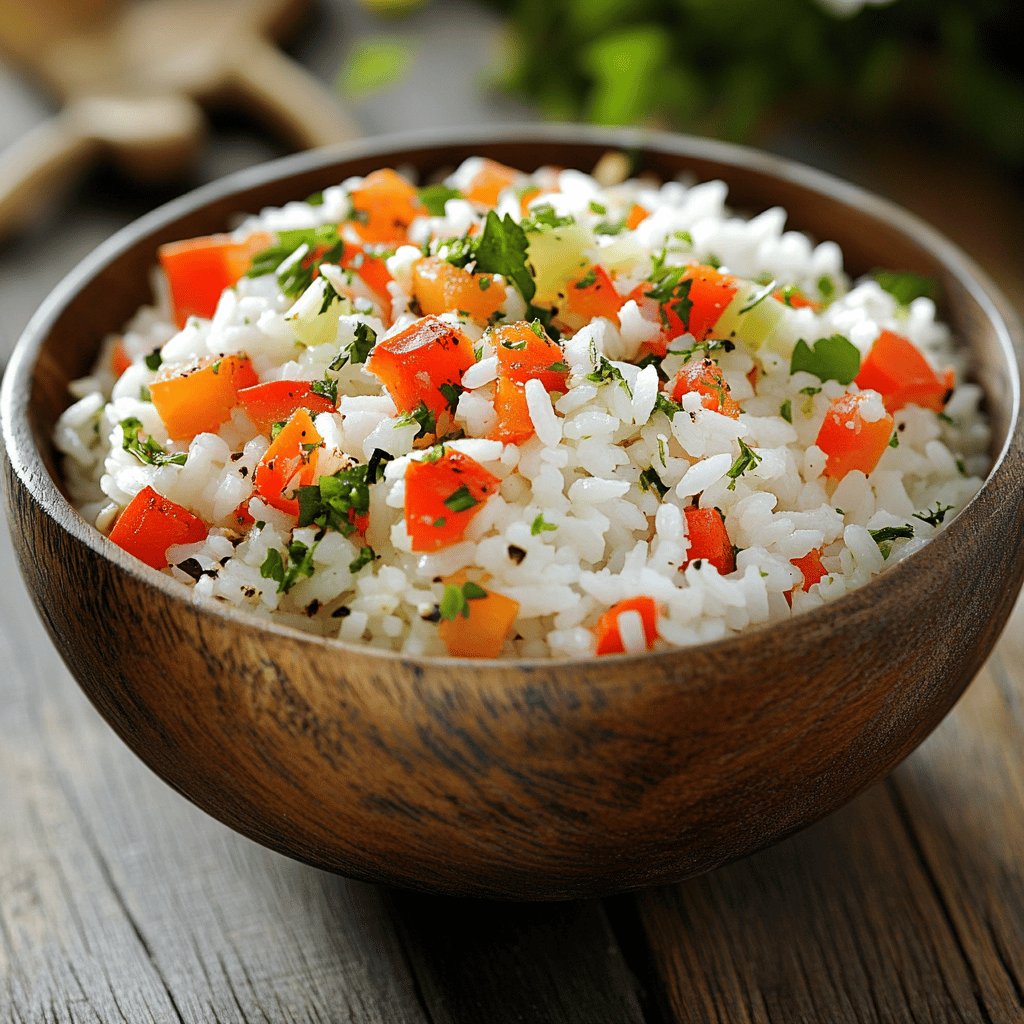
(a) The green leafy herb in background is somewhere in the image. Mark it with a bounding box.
[338,37,415,97]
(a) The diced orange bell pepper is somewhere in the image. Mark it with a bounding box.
[594,596,659,656]
[565,265,624,323]
[773,286,820,310]
[404,449,500,551]
[438,572,520,658]
[854,329,954,413]
[238,380,335,435]
[493,321,567,392]
[816,392,894,480]
[341,243,393,321]
[348,168,425,245]
[365,315,475,416]
[682,507,735,574]
[490,376,534,445]
[464,159,522,207]
[671,359,741,417]
[411,257,505,323]
[253,409,322,515]
[159,232,271,328]
[625,203,649,230]
[111,340,132,378]
[150,354,258,441]
[108,485,208,570]
[231,497,255,529]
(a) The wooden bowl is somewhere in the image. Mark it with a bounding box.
[3,127,1023,899]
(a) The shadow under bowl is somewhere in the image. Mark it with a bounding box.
[3,126,1023,899]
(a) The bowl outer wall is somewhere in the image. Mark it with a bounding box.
[3,125,1024,899]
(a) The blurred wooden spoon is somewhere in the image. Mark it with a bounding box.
[0,0,359,238]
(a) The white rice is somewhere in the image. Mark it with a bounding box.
[55,156,989,658]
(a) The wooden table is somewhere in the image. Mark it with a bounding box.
[2,4,1023,1020]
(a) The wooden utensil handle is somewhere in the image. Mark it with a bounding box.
[0,114,99,240]
[225,35,360,150]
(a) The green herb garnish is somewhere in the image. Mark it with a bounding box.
[418,183,464,216]
[913,502,955,527]
[790,334,860,384]
[531,513,557,535]
[443,485,478,513]
[439,580,489,621]
[260,539,318,594]
[119,417,187,467]
[872,269,940,307]
[726,438,761,491]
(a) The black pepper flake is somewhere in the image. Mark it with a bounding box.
[507,545,527,564]
[239,466,249,478]
[229,451,244,462]
[176,558,216,581]
[420,605,442,623]
[305,599,321,617]
[332,606,351,618]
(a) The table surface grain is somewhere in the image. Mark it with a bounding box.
[2,3,1024,1021]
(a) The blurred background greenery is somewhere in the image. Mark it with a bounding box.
[343,0,1024,169]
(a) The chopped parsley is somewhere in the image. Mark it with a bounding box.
[531,513,557,535]
[144,349,163,372]
[395,400,437,438]
[587,356,632,396]
[260,539,318,594]
[521,203,575,232]
[310,377,338,405]
[739,278,776,314]
[869,523,915,558]
[418,183,464,216]
[349,545,376,573]
[639,466,669,498]
[574,268,598,289]
[247,225,345,300]
[888,431,900,448]
[443,485,478,513]
[439,580,489,620]
[817,275,836,302]
[654,393,682,417]
[789,334,860,384]
[330,321,377,370]
[726,438,761,491]
[119,417,187,467]
[296,463,374,535]
[872,269,939,307]
[438,381,463,416]
[644,266,693,332]
[913,502,954,527]
[780,399,793,423]
[473,210,535,304]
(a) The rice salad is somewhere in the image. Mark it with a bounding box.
[55,155,990,659]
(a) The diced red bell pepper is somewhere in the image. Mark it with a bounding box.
[493,321,567,392]
[594,596,659,656]
[253,409,322,516]
[404,449,500,551]
[111,340,132,378]
[854,329,954,413]
[231,498,255,529]
[365,315,475,417]
[490,376,534,445]
[108,485,207,570]
[671,359,741,417]
[238,380,335,435]
[786,548,828,606]
[341,243,393,320]
[150,354,258,441]
[644,264,739,343]
[411,257,505,323]
[682,507,735,575]
[816,392,894,479]
[565,265,625,323]
[159,232,271,329]
[347,168,425,244]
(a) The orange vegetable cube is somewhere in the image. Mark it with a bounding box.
[854,329,954,413]
[108,486,207,570]
[464,159,522,207]
[150,353,258,441]
[682,507,735,575]
[238,380,336,435]
[493,321,567,392]
[341,243,393,320]
[566,265,625,323]
[111,340,132,378]
[159,232,271,328]
[404,449,500,551]
[253,409,323,516]
[594,596,659,656]
[490,376,534,445]
[625,203,649,230]
[655,265,739,342]
[438,573,520,658]
[348,168,425,244]
[671,359,741,417]
[365,315,475,416]
[816,392,895,480]
[792,548,827,592]
[411,257,505,323]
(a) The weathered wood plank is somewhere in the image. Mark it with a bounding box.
[0,533,431,1024]
[388,892,647,1024]
[635,596,1024,1024]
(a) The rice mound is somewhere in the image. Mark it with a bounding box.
[55,156,990,658]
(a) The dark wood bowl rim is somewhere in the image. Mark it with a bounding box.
[3,124,1022,672]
